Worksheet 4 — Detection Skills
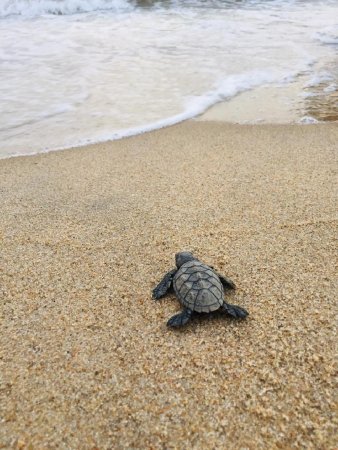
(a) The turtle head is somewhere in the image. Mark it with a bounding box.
[175,251,196,268]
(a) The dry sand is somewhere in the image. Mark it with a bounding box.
[0,122,337,449]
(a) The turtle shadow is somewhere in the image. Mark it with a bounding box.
[166,309,249,332]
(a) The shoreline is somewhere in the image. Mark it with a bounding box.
[2,77,337,160]
[1,118,336,161]
[1,121,337,449]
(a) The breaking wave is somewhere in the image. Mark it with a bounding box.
[0,0,133,18]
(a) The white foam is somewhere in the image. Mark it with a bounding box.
[323,83,337,93]
[0,0,336,159]
[298,116,319,124]
[0,0,133,18]
[1,68,306,160]
[1,103,75,133]
[299,92,318,99]
[304,72,334,88]
[314,30,338,45]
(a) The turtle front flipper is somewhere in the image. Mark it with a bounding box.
[221,302,248,319]
[217,273,236,290]
[167,308,193,327]
[152,269,177,300]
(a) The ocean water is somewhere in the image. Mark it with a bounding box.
[0,0,337,158]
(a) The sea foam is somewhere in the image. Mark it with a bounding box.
[1,68,303,159]
[0,0,133,18]
[0,0,337,158]
[313,29,338,46]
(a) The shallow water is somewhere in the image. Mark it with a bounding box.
[0,0,337,157]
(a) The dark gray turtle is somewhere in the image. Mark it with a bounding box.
[153,251,248,327]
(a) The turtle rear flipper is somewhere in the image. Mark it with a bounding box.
[221,303,248,319]
[167,308,193,327]
[153,269,177,300]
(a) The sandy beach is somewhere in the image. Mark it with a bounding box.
[0,122,337,449]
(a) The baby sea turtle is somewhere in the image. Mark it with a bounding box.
[153,251,248,327]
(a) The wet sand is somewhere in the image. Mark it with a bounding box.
[198,78,338,124]
[0,122,337,449]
